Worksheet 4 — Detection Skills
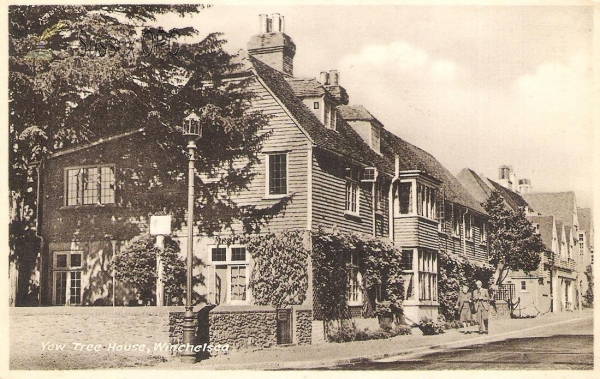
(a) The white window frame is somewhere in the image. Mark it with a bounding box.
[208,245,250,305]
[346,252,363,306]
[264,152,289,199]
[465,213,473,241]
[452,206,461,237]
[52,251,84,306]
[345,167,360,216]
[481,221,488,244]
[418,250,438,301]
[64,165,116,206]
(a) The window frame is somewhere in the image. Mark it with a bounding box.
[344,166,360,216]
[265,152,289,199]
[64,164,116,207]
[208,245,250,305]
[52,251,84,306]
[418,250,438,301]
[346,251,363,306]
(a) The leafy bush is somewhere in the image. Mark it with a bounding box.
[113,234,186,305]
[327,322,411,343]
[417,317,446,335]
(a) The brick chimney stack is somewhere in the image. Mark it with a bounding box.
[248,13,296,77]
[319,69,349,105]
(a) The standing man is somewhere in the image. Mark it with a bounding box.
[473,280,490,334]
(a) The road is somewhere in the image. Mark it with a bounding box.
[319,316,593,370]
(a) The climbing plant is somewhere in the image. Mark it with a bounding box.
[438,250,494,321]
[216,230,310,308]
[312,227,404,332]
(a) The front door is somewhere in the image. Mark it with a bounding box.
[276,308,292,344]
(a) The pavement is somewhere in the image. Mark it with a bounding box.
[153,308,594,370]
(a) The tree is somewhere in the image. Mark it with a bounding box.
[9,5,289,304]
[583,264,593,306]
[483,190,546,286]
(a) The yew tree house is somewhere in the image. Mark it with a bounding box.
[34,14,490,343]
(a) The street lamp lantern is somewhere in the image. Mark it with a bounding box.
[183,112,202,139]
[181,112,201,363]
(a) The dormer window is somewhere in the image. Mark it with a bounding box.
[324,102,336,130]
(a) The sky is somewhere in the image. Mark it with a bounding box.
[151,1,595,208]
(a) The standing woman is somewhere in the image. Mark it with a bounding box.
[455,285,472,333]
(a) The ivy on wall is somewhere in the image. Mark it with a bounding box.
[216,230,310,308]
[312,227,404,324]
[438,250,494,321]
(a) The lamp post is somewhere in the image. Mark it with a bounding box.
[181,112,201,363]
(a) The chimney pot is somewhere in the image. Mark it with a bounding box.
[259,14,268,34]
[320,71,329,85]
[329,70,339,85]
[271,13,282,32]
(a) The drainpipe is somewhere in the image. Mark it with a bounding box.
[34,161,44,306]
[463,209,469,256]
[388,155,400,242]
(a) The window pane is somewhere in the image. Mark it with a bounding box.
[55,272,67,305]
[71,253,82,268]
[347,269,360,303]
[70,271,82,305]
[56,254,68,268]
[100,166,115,204]
[230,266,247,301]
[231,247,246,262]
[269,154,287,195]
[83,167,99,205]
[212,248,226,262]
[67,169,80,206]
[401,250,413,271]
[399,182,412,214]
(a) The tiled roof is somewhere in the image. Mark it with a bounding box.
[487,179,530,211]
[286,78,327,98]
[338,105,380,123]
[577,207,592,233]
[248,55,392,175]
[380,129,487,214]
[522,192,577,228]
[457,168,493,205]
[555,220,564,246]
[526,215,555,251]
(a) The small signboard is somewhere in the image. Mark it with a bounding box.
[150,215,172,235]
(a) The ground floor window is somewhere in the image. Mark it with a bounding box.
[418,250,438,301]
[209,245,249,305]
[52,251,83,305]
[401,250,415,300]
[346,251,363,306]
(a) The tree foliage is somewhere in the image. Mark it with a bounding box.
[112,234,187,305]
[9,5,289,280]
[583,264,593,306]
[483,190,546,285]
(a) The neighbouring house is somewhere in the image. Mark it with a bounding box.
[32,13,490,347]
[458,166,586,314]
